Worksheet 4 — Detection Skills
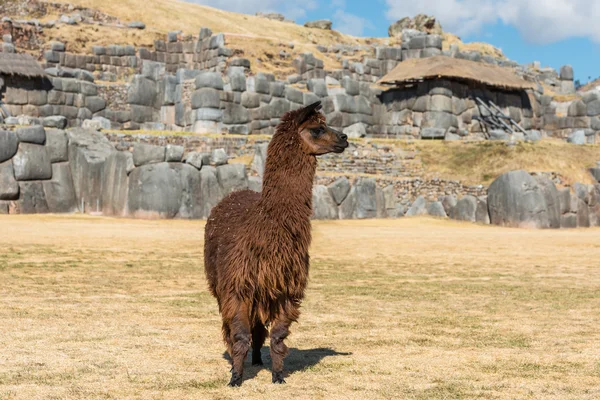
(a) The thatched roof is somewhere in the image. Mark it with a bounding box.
[378,56,535,91]
[0,53,46,78]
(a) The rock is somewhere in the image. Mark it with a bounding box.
[339,186,356,219]
[573,182,591,204]
[590,167,600,183]
[352,178,377,219]
[388,14,442,37]
[577,199,590,227]
[256,12,285,21]
[191,88,220,109]
[127,76,157,106]
[560,65,574,81]
[0,160,19,200]
[174,163,203,219]
[68,128,115,213]
[525,130,542,142]
[210,148,228,166]
[343,123,367,138]
[128,21,146,29]
[427,201,447,217]
[12,143,52,181]
[184,151,210,169]
[165,145,184,162]
[328,177,351,205]
[127,162,182,218]
[406,195,427,216]
[133,143,165,166]
[475,197,490,224]
[567,130,586,145]
[561,214,578,228]
[199,166,222,218]
[0,130,19,163]
[307,79,328,97]
[304,20,332,30]
[42,162,78,213]
[195,72,224,90]
[222,103,250,124]
[43,116,68,129]
[489,129,510,141]
[312,185,338,219]
[449,195,477,222]
[251,142,269,178]
[421,127,445,139]
[441,195,457,215]
[100,152,131,217]
[16,126,46,144]
[15,182,49,214]
[85,96,106,113]
[45,129,68,163]
[248,176,262,192]
[487,170,551,228]
[533,175,561,229]
[217,163,248,196]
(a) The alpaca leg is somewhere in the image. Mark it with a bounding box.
[269,313,295,384]
[228,304,251,387]
[251,321,268,366]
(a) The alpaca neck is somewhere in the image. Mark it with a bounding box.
[259,134,316,220]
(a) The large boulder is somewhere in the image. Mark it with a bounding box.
[328,177,351,205]
[45,129,68,162]
[173,163,202,219]
[339,186,356,219]
[304,20,332,30]
[406,195,427,216]
[449,195,477,222]
[487,170,551,228]
[251,142,269,178]
[133,143,165,166]
[15,182,49,214]
[165,145,184,162]
[43,162,78,213]
[127,75,157,106]
[16,126,46,144]
[128,162,183,218]
[427,201,447,217]
[0,160,19,200]
[216,164,248,196]
[534,175,561,229]
[388,14,443,37]
[475,197,490,224]
[68,128,115,213]
[441,195,457,215]
[0,130,18,163]
[102,152,132,217]
[312,185,338,219]
[200,166,223,218]
[12,143,52,181]
[353,178,377,219]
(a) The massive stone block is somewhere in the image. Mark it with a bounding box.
[328,177,351,205]
[353,177,377,219]
[128,162,182,218]
[127,76,157,106]
[200,166,223,218]
[45,129,69,162]
[15,181,49,214]
[534,175,561,229]
[133,143,166,166]
[251,142,269,178]
[101,152,131,217]
[12,143,53,181]
[68,128,115,213]
[339,186,356,219]
[43,162,78,213]
[0,161,19,200]
[216,164,248,196]
[406,195,427,216]
[16,126,46,144]
[312,185,338,219]
[449,195,477,222]
[0,130,18,163]
[487,170,551,228]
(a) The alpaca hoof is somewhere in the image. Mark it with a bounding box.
[228,372,243,387]
[252,355,263,366]
[272,371,286,384]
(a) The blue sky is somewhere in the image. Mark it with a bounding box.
[191,0,600,84]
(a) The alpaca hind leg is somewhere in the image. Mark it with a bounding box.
[251,321,268,366]
[228,303,251,387]
[269,307,299,384]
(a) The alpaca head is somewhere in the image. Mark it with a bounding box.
[295,101,349,156]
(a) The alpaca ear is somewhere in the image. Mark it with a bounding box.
[296,101,322,124]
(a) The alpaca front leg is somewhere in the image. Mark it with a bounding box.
[269,315,294,384]
[228,305,251,387]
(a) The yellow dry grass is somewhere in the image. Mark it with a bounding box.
[443,33,506,59]
[1,215,600,399]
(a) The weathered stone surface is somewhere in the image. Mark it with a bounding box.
[86,96,107,113]
[577,199,590,227]
[307,79,328,97]
[560,65,574,81]
[0,130,18,163]
[567,130,586,145]
[191,88,220,109]
[133,143,165,166]
[573,182,591,204]
[248,176,262,192]
[343,123,367,138]
[210,148,228,166]
[43,116,68,129]
[353,177,377,219]
[15,182,49,214]
[489,129,510,141]
[534,175,561,229]
[128,162,182,218]
[312,185,338,219]
[0,161,19,200]
[42,162,78,213]
[328,177,351,205]
[339,186,356,219]
[422,111,458,130]
[45,129,68,162]
[127,76,157,106]
[16,126,46,144]
[475,197,490,224]
[184,151,210,169]
[216,164,248,196]
[427,201,447,217]
[165,145,184,162]
[421,127,445,139]
[441,195,457,215]
[12,143,52,181]
[222,103,250,124]
[487,170,550,228]
[100,152,131,217]
[406,195,427,216]
[558,188,572,215]
[251,142,269,178]
[68,128,115,212]
[450,195,477,222]
[304,20,332,30]
[199,166,222,218]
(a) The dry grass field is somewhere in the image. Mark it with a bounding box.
[1,215,600,399]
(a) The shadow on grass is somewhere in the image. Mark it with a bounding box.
[223,347,352,380]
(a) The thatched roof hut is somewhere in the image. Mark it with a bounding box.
[0,53,46,79]
[378,56,535,91]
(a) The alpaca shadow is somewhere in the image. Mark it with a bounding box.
[222,347,352,380]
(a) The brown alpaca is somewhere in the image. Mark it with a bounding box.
[204,101,348,386]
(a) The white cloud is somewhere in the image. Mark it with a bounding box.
[187,0,317,20]
[333,9,374,36]
[385,0,600,44]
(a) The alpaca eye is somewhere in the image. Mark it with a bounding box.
[310,127,325,137]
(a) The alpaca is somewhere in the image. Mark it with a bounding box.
[204,101,348,386]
